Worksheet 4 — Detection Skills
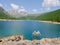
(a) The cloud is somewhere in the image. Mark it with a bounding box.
[32,9,37,12]
[9,4,27,17]
[11,3,19,10]
[0,3,3,7]
[42,0,60,10]
[10,3,27,12]
[18,8,27,13]
[18,6,27,13]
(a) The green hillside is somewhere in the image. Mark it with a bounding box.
[17,9,60,22]
[0,7,16,19]
[35,9,60,22]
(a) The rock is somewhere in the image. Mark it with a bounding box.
[0,39,2,42]
[40,38,60,45]
[0,36,60,45]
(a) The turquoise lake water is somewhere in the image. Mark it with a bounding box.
[0,20,60,40]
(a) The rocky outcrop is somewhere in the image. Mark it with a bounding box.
[40,38,60,45]
[0,35,24,42]
[0,36,60,45]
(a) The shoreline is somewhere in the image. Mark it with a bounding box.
[0,19,60,24]
[0,35,60,45]
[38,21,60,24]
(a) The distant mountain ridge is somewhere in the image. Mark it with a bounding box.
[8,10,28,18]
[0,7,15,19]
[0,7,60,22]
[17,9,60,22]
[0,7,5,12]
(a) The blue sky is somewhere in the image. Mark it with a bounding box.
[0,0,60,14]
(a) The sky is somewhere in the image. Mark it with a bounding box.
[0,0,60,14]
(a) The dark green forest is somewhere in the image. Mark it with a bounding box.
[35,9,60,22]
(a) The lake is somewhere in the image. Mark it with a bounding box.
[0,20,60,40]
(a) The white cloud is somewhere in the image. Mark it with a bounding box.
[32,9,37,12]
[11,3,19,10]
[18,9,27,12]
[18,6,27,13]
[42,0,60,10]
[10,3,28,17]
[10,3,27,12]
[0,3,3,7]
[9,4,28,17]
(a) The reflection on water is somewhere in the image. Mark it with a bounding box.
[0,21,60,40]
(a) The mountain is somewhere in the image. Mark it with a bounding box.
[8,10,28,18]
[12,9,60,22]
[0,7,15,19]
[35,9,60,22]
[0,7,60,22]
[17,14,39,20]
[0,7,5,12]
